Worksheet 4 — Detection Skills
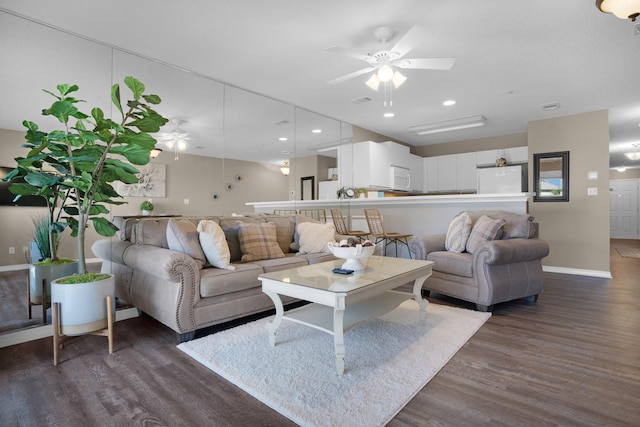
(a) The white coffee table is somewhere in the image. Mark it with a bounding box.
[259,256,433,376]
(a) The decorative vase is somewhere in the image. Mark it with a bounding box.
[29,261,79,305]
[51,274,116,335]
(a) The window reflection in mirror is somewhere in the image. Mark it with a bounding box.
[533,151,569,202]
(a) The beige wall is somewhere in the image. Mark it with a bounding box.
[528,110,610,274]
[414,133,527,157]
[0,128,289,267]
[610,168,640,179]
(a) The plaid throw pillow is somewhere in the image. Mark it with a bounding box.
[465,215,506,254]
[237,221,285,262]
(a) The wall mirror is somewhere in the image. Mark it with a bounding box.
[533,151,569,202]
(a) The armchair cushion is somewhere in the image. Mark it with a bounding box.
[445,212,472,253]
[466,215,505,254]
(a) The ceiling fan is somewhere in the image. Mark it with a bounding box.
[326,25,455,90]
[157,119,190,159]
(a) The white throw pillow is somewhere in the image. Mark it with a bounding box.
[445,212,472,253]
[197,220,235,271]
[296,221,335,254]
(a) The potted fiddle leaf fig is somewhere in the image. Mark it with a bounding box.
[6,76,167,336]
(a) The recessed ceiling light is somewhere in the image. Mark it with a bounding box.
[279,137,288,141]
[312,129,322,134]
[384,112,395,118]
[443,100,456,106]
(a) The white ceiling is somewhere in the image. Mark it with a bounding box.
[1,0,640,169]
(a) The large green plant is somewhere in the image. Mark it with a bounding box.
[5,77,168,276]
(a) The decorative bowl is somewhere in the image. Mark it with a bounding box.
[327,241,375,271]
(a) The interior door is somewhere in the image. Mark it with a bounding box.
[610,179,639,239]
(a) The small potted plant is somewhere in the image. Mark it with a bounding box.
[140,200,154,215]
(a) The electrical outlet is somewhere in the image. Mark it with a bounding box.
[588,187,598,196]
[184,199,190,205]
[8,246,15,254]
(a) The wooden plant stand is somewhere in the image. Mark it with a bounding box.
[52,295,114,366]
[27,277,48,323]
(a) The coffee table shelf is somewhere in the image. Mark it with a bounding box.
[284,290,411,334]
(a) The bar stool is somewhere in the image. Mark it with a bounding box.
[364,208,412,258]
[330,208,369,242]
[298,209,327,222]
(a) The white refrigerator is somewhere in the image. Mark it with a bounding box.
[476,165,526,194]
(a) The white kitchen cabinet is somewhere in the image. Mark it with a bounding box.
[438,154,457,191]
[505,146,528,164]
[476,149,498,166]
[318,181,340,199]
[456,152,477,191]
[425,157,439,192]
[409,154,423,192]
[352,141,390,189]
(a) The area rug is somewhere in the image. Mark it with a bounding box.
[178,301,491,427]
[615,247,640,258]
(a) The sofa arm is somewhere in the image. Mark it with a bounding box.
[92,239,134,265]
[123,244,201,281]
[474,238,549,265]
[409,234,447,260]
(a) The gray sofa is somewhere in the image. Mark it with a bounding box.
[409,210,549,312]
[92,214,336,341]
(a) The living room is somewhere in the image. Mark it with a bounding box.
[1,1,639,425]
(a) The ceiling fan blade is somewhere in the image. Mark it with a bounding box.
[327,66,377,84]
[389,25,426,58]
[326,46,373,62]
[396,58,456,70]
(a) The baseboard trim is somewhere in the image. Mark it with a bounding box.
[0,306,139,348]
[543,265,612,279]
[0,258,102,273]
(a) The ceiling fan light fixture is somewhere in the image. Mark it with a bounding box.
[150,148,163,158]
[377,65,394,82]
[365,74,380,90]
[391,71,407,88]
[596,0,640,21]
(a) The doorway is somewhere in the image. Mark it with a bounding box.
[610,179,639,239]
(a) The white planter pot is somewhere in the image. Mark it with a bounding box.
[141,210,151,216]
[29,261,79,304]
[51,274,115,335]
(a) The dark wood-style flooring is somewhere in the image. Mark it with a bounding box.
[1,239,639,426]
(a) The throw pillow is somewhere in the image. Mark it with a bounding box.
[166,219,206,268]
[296,221,336,254]
[292,214,323,251]
[466,215,506,254]
[197,220,235,271]
[445,212,472,253]
[237,221,285,262]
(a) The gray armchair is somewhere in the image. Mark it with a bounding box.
[409,210,549,312]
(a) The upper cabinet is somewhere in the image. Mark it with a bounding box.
[348,141,423,191]
[476,147,528,166]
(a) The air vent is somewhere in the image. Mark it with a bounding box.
[541,102,560,111]
[272,119,290,126]
[351,96,374,105]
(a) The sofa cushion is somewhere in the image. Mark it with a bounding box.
[292,214,323,251]
[199,263,263,298]
[445,212,472,253]
[237,221,285,262]
[262,215,296,254]
[466,215,505,254]
[197,220,235,271]
[427,251,473,278]
[296,221,335,254]
[166,219,206,268]
[251,255,309,273]
[218,217,265,262]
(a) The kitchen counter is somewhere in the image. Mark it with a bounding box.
[248,193,531,258]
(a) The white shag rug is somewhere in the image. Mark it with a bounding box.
[178,301,491,427]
